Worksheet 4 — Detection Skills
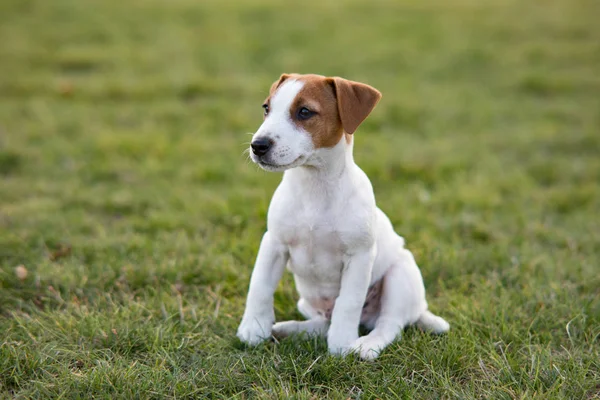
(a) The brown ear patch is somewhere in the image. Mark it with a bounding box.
[330,77,381,134]
[266,74,381,149]
[291,75,345,149]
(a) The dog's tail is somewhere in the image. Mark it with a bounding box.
[416,310,450,334]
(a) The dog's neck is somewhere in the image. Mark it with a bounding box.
[283,135,355,187]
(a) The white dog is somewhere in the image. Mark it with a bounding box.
[237,73,449,360]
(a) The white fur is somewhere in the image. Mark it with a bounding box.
[238,80,449,360]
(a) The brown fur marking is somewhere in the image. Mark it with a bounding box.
[331,77,382,135]
[291,75,344,149]
[265,73,381,149]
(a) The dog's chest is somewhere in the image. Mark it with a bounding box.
[270,197,345,281]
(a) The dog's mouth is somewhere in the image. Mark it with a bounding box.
[254,155,305,171]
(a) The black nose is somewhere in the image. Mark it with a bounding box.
[251,138,273,157]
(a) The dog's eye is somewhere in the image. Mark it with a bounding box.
[262,104,269,115]
[297,107,314,120]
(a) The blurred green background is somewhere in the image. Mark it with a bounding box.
[1,0,599,398]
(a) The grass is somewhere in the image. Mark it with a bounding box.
[1,0,599,397]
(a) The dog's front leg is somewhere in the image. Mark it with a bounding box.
[237,231,288,345]
[327,247,375,355]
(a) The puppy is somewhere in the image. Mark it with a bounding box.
[237,73,449,359]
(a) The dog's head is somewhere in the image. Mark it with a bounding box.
[249,73,381,172]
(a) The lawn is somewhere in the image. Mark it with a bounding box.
[1,0,599,398]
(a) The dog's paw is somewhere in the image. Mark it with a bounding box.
[327,329,358,356]
[350,335,386,360]
[237,316,273,345]
[327,342,352,356]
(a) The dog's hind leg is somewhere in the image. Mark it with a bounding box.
[272,298,329,338]
[272,318,329,338]
[351,249,448,360]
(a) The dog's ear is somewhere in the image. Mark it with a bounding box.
[269,73,293,95]
[329,77,382,134]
